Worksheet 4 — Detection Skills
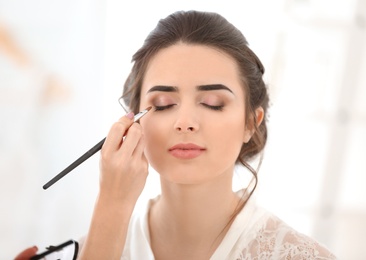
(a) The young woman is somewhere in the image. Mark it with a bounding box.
[16,10,336,260]
[78,10,336,260]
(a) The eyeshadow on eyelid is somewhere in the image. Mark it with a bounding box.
[151,95,175,105]
[200,95,224,105]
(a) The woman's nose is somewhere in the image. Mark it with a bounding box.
[173,108,199,133]
[175,125,195,132]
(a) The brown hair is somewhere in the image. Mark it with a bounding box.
[121,10,269,210]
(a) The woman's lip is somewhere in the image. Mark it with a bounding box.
[168,143,206,159]
[169,143,205,150]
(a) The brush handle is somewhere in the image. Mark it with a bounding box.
[42,106,151,190]
[43,137,106,190]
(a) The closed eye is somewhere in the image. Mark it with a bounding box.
[201,103,224,111]
[154,104,176,111]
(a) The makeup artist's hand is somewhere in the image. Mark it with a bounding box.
[14,246,38,260]
[79,112,148,260]
[99,112,148,205]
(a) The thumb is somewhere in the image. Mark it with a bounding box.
[14,246,38,260]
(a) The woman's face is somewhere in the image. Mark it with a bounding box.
[139,43,252,184]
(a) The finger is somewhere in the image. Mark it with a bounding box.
[131,134,148,177]
[141,150,148,164]
[119,123,143,158]
[137,136,149,172]
[133,132,146,159]
[14,246,38,260]
[103,113,134,153]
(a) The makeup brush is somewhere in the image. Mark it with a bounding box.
[43,106,152,190]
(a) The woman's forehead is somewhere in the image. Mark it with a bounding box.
[142,43,243,94]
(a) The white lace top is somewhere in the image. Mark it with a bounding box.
[121,196,337,260]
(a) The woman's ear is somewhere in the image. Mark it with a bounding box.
[243,106,264,143]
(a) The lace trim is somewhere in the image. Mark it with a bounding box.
[237,216,337,260]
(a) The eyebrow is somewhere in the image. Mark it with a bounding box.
[147,85,179,93]
[146,84,233,94]
[197,84,233,93]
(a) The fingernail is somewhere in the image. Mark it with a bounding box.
[126,112,134,119]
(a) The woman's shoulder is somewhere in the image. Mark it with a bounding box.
[236,207,337,259]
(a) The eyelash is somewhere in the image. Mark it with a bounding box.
[153,103,224,112]
[201,103,224,111]
[154,104,176,111]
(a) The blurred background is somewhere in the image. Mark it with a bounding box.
[0,0,365,259]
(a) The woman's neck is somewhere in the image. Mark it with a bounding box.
[149,170,240,259]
